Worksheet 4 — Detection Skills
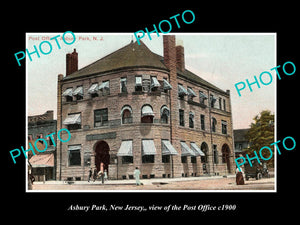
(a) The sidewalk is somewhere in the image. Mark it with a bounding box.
[34,174,237,186]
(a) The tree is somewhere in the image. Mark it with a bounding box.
[245,110,275,167]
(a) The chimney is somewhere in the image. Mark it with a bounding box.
[176,40,185,72]
[66,49,78,76]
[163,35,176,70]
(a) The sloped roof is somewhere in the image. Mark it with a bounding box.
[64,41,167,80]
[234,129,250,142]
[64,40,227,94]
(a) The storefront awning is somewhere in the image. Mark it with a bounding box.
[141,105,154,117]
[142,140,157,155]
[117,140,133,156]
[63,113,81,125]
[190,142,205,156]
[29,153,54,168]
[161,140,178,155]
[180,142,196,156]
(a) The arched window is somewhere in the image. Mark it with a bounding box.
[189,111,194,128]
[121,105,133,124]
[141,104,154,123]
[160,105,170,124]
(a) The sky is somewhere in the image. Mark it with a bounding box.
[27,33,276,129]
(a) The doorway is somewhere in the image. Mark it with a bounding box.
[94,141,110,173]
[222,144,231,173]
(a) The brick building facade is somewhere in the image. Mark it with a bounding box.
[28,110,56,180]
[56,35,235,181]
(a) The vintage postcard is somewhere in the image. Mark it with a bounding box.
[26,33,276,192]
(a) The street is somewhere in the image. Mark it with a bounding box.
[31,176,275,191]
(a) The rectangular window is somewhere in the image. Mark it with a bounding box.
[222,120,227,134]
[200,114,205,130]
[181,156,187,163]
[210,94,216,108]
[68,145,81,166]
[213,145,218,164]
[142,155,154,163]
[191,156,196,163]
[199,91,207,105]
[135,76,142,92]
[63,113,81,130]
[223,99,226,111]
[142,75,151,92]
[219,98,222,110]
[122,156,133,164]
[120,77,127,93]
[179,109,184,126]
[162,155,170,163]
[94,108,108,127]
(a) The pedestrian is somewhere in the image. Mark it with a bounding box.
[104,169,108,181]
[98,170,104,184]
[236,167,245,185]
[93,167,98,182]
[88,167,92,182]
[134,167,141,186]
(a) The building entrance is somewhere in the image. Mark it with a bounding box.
[94,141,110,173]
[222,144,231,173]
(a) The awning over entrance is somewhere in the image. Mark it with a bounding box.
[117,140,133,156]
[63,113,81,125]
[161,140,178,155]
[180,142,196,156]
[141,105,154,117]
[29,153,54,168]
[190,142,205,156]
[142,140,157,155]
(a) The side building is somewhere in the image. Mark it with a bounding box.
[28,110,57,181]
[56,35,235,181]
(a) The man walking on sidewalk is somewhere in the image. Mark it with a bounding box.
[134,167,141,186]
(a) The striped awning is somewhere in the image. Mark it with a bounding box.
[62,88,73,97]
[190,142,205,156]
[178,84,188,96]
[117,140,133,156]
[142,140,157,155]
[29,153,54,168]
[187,87,197,97]
[73,86,83,96]
[98,81,109,90]
[141,105,154,117]
[151,77,161,88]
[180,142,196,156]
[88,83,98,94]
[163,79,172,90]
[63,113,81,125]
[161,140,178,155]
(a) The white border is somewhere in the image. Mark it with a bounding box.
[26,32,277,193]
